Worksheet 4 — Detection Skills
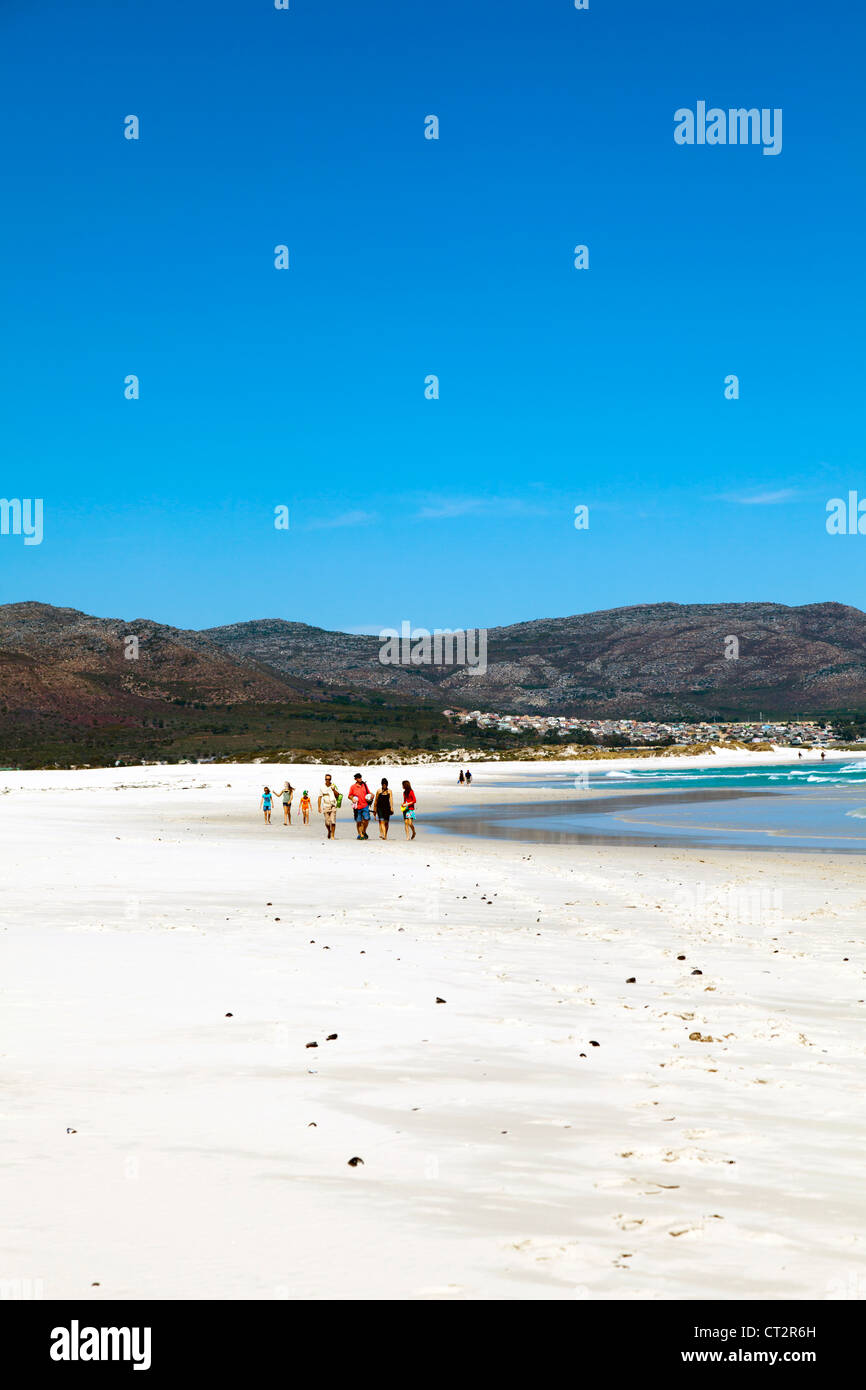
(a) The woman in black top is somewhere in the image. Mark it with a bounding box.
[373,778,395,839]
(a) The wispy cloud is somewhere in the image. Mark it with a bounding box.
[304,509,378,530]
[414,496,548,521]
[718,488,799,506]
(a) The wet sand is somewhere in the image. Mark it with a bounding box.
[427,787,866,853]
[426,789,776,851]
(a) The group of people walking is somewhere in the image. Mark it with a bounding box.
[259,782,311,825]
[259,773,417,840]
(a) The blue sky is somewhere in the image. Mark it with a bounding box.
[1,0,863,633]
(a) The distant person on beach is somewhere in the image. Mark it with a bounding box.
[401,780,417,840]
[261,786,273,824]
[299,790,311,824]
[458,769,465,785]
[318,775,339,839]
[348,772,372,839]
[373,778,394,839]
[465,769,472,785]
[280,781,294,825]
[821,751,826,761]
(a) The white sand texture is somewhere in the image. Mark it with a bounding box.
[1,755,864,1301]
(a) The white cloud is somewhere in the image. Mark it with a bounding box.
[304,509,378,530]
[719,488,798,506]
[414,496,547,520]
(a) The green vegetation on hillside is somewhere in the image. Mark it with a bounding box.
[0,695,542,769]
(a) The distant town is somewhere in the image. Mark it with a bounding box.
[443,709,850,748]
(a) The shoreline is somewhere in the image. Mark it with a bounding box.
[0,743,857,799]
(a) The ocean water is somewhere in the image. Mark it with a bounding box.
[500,757,866,792]
[431,760,866,853]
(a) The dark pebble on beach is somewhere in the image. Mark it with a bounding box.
[306,1041,318,1048]
[66,1128,77,1134]
[691,969,703,975]
[225,1012,233,1017]
[308,1122,317,1127]
[626,977,636,983]
[326,1034,337,1041]
[590,1040,600,1047]
[677,954,686,960]
[347,1156,364,1167]
[436,997,447,1004]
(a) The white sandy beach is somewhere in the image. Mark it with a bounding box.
[1,751,864,1301]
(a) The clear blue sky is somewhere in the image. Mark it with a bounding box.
[1,0,863,633]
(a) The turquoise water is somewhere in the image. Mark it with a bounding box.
[432,760,866,852]
[508,758,866,792]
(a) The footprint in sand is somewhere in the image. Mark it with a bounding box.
[616,1145,736,1168]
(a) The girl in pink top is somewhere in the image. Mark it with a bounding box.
[401,781,416,840]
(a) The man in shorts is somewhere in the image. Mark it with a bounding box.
[348,771,372,840]
[318,774,339,839]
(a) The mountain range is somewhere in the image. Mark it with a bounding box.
[203,601,866,718]
[2,602,866,739]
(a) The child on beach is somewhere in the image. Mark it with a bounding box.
[401,780,417,840]
[281,781,294,825]
[261,787,272,824]
[299,790,311,824]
